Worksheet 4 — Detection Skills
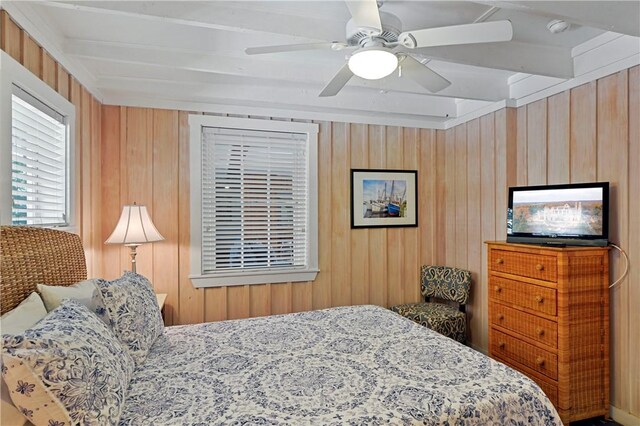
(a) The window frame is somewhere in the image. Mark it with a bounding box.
[0,51,76,230]
[189,115,319,288]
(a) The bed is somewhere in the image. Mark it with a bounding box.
[1,227,562,425]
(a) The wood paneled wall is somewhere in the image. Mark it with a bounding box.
[442,67,639,417]
[100,109,438,325]
[0,11,103,277]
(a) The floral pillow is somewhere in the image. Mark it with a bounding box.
[95,271,164,367]
[1,300,135,426]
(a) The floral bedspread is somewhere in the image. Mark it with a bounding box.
[119,305,561,425]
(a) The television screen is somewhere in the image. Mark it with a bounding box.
[507,182,609,247]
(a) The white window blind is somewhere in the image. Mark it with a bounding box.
[201,126,308,274]
[11,86,68,226]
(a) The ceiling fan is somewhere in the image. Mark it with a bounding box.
[245,0,513,97]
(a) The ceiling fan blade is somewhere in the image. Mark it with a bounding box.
[345,0,382,33]
[399,20,513,49]
[401,56,451,93]
[245,42,334,55]
[319,64,354,97]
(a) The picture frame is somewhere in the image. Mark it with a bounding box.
[350,169,418,228]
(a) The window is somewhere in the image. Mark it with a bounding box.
[11,87,68,226]
[189,116,318,287]
[0,51,75,228]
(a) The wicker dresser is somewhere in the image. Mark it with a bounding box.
[486,241,610,424]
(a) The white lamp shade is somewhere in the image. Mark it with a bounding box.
[105,204,164,245]
[348,48,398,80]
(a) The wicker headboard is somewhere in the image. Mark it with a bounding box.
[0,226,87,315]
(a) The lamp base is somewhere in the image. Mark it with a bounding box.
[125,244,141,273]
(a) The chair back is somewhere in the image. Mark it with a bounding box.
[420,265,471,305]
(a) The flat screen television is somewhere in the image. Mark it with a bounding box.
[507,182,609,247]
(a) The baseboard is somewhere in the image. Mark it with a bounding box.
[610,405,640,426]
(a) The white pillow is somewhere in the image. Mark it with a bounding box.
[0,292,47,426]
[37,279,98,312]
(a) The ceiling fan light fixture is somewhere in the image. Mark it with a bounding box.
[348,48,398,80]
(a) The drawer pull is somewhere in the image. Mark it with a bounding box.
[497,314,505,321]
[534,295,544,304]
[536,356,546,367]
[536,263,545,271]
[498,341,505,349]
[494,286,502,293]
[496,258,504,265]
[536,327,545,336]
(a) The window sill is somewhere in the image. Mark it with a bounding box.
[189,268,319,288]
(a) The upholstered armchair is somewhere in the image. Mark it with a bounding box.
[390,265,472,343]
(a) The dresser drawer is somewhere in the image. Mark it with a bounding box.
[490,277,557,316]
[496,355,558,407]
[491,303,558,348]
[490,249,558,282]
[492,329,558,380]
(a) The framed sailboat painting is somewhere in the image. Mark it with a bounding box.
[351,169,418,228]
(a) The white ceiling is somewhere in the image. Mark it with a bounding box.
[6,1,640,128]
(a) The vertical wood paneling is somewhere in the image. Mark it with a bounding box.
[227,286,250,319]
[419,129,436,268]
[249,285,271,317]
[21,33,41,77]
[204,287,227,322]
[56,67,70,100]
[443,129,457,266]
[516,106,528,186]
[403,128,420,303]
[1,11,21,61]
[101,106,121,279]
[435,130,446,266]
[494,108,517,241]
[526,99,547,185]
[386,126,404,306]
[312,121,332,310]
[41,51,56,89]
[152,109,179,324]
[368,125,387,307]
[597,71,629,410]
[454,125,467,269]
[90,97,101,277]
[479,113,496,352]
[627,65,639,416]
[350,123,369,305]
[547,91,570,184]
[331,122,351,306]
[291,283,312,313]
[570,82,597,183]
[118,108,130,273]
[271,283,292,315]
[465,119,482,345]
[80,89,92,272]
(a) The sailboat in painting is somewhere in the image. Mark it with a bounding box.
[387,182,406,217]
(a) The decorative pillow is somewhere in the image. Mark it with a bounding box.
[0,292,48,426]
[37,279,109,323]
[95,272,164,367]
[1,300,135,426]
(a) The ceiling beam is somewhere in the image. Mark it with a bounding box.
[65,39,511,101]
[474,1,640,37]
[414,40,574,78]
[39,1,344,42]
[95,75,460,119]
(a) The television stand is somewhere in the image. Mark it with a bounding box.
[485,241,610,424]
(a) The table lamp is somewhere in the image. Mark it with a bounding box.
[105,203,164,272]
